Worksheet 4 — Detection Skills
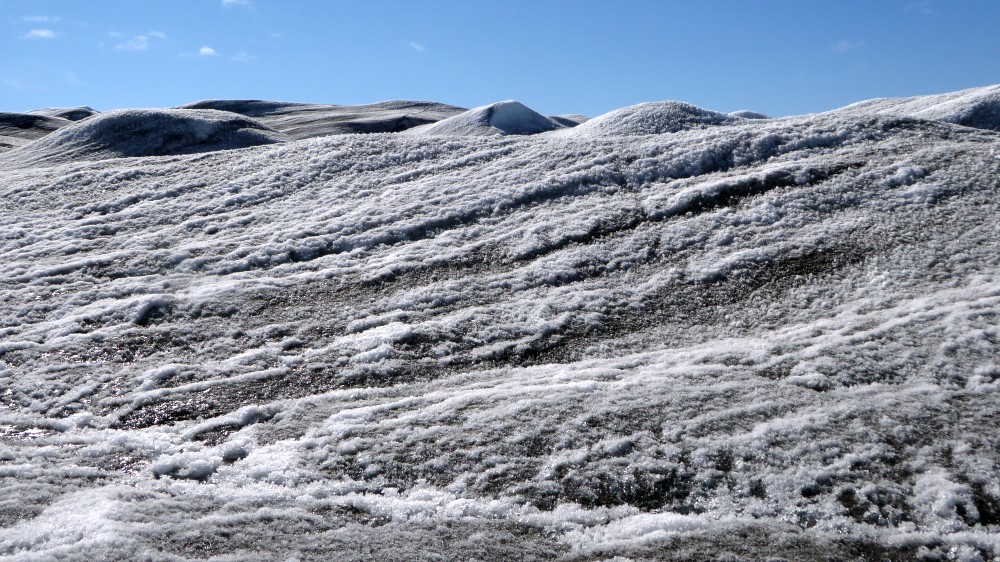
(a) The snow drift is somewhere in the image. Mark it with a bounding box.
[1,108,288,166]
[1,86,999,561]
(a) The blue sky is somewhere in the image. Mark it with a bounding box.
[3,0,998,117]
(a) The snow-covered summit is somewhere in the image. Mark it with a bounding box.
[405,100,562,136]
[1,108,288,166]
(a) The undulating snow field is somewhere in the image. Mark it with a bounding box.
[1,86,999,561]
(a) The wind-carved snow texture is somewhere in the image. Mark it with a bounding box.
[1,88,999,561]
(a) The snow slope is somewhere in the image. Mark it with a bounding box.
[832,84,1000,131]
[1,88,999,560]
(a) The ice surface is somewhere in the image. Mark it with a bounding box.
[1,86,999,560]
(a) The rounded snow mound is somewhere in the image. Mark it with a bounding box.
[3,108,288,166]
[729,110,770,120]
[555,101,739,138]
[405,100,559,136]
[836,85,1000,131]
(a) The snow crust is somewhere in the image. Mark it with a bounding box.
[1,87,999,560]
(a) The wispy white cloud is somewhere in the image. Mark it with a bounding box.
[112,32,165,51]
[833,39,864,53]
[25,29,56,39]
[115,35,149,51]
[906,0,934,15]
[222,0,251,6]
[409,41,426,52]
[23,15,60,23]
[232,52,255,63]
[199,46,218,56]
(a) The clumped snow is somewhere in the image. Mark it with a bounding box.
[1,88,999,560]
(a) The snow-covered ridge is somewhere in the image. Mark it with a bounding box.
[832,84,1000,131]
[0,108,289,166]
[177,99,467,138]
[1,86,999,560]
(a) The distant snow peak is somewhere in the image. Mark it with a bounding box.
[406,100,562,136]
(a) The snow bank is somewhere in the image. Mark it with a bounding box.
[555,101,741,137]
[1,108,288,166]
[405,100,561,136]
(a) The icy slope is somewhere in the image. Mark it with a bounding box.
[178,99,467,138]
[1,90,1000,560]
[0,108,289,167]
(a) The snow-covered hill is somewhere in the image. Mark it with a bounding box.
[1,88,999,561]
